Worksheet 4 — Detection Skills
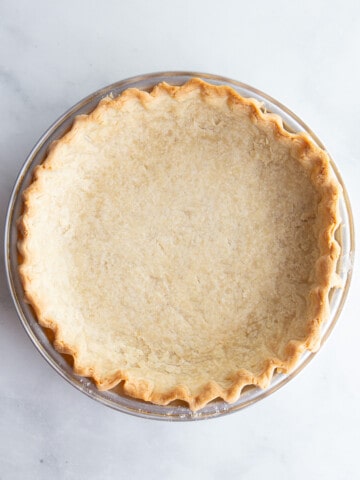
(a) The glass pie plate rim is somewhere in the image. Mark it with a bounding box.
[4,71,355,421]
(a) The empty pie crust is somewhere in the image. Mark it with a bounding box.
[19,79,341,411]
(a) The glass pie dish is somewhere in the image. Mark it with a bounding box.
[4,72,355,421]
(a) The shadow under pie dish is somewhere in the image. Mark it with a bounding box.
[17,77,342,412]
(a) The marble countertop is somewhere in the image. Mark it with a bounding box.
[1,1,359,478]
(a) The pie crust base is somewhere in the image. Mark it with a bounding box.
[19,79,340,410]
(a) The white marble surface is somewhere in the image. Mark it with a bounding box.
[1,1,359,478]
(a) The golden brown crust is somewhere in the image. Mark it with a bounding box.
[18,78,341,411]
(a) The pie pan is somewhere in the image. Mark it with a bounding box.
[5,72,355,421]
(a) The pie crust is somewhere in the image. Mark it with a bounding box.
[19,79,341,411]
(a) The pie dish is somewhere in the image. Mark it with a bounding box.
[18,78,341,411]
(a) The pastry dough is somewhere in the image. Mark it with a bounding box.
[19,79,341,410]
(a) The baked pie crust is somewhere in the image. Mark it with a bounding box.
[19,79,341,411]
